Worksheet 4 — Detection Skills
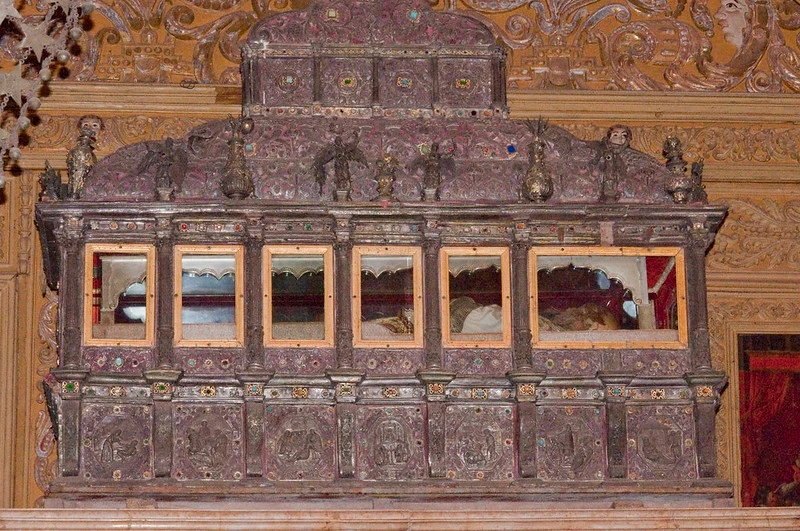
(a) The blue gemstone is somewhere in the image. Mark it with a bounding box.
[114,357,123,366]
[409,9,419,20]
[507,144,517,153]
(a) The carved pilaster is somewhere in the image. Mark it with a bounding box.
[686,369,727,478]
[50,369,88,477]
[54,217,84,369]
[418,369,454,477]
[511,231,532,369]
[598,372,636,479]
[334,217,354,368]
[328,368,363,478]
[145,370,182,478]
[423,230,442,368]
[687,220,716,369]
[508,369,545,478]
[154,219,175,370]
[244,225,265,370]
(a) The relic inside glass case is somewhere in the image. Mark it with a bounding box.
[441,247,511,347]
[352,246,423,347]
[83,244,155,345]
[531,247,687,348]
[265,246,333,346]
[174,246,243,345]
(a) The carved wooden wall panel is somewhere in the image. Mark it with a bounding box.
[11,0,799,92]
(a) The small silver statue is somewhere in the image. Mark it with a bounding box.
[311,122,369,201]
[66,115,101,199]
[409,141,455,201]
[373,154,399,202]
[39,160,65,201]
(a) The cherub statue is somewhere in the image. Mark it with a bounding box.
[598,124,631,202]
[66,116,101,199]
[408,141,456,201]
[311,123,369,200]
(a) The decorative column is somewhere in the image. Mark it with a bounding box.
[511,226,532,369]
[144,217,182,478]
[51,217,87,477]
[598,372,635,479]
[422,222,442,369]
[55,216,84,370]
[508,371,545,478]
[236,220,272,477]
[685,219,716,369]
[328,215,363,478]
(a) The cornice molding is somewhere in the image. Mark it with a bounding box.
[36,83,800,126]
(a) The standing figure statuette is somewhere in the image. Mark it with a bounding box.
[66,115,102,199]
[312,123,369,201]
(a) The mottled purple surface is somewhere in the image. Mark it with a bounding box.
[627,405,698,480]
[247,1,495,48]
[82,347,154,374]
[84,118,675,205]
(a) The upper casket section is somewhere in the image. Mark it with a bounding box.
[241,0,507,118]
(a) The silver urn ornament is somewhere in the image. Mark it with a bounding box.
[220,117,255,200]
[662,136,692,204]
[523,119,553,203]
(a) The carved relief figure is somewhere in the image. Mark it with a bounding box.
[638,417,684,468]
[100,429,138,463]
[715,0,752,50]
[186,419,231,472]
[409,142,456,201]
[373,418,411,467]
[277,428,323,463]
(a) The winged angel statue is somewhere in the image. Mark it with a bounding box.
[311,126,369,200]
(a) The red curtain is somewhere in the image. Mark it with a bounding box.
[739,370,793,506]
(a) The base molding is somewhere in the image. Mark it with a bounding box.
[3,506,800,530]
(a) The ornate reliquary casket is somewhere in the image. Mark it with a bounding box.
[36,0,730,505]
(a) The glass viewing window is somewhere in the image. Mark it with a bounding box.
[265,245,333,347]
[83,243,155,346]
[174,245,244,347]
[352,246,423,348]
[441,247,511,348]
[530,246,688,348]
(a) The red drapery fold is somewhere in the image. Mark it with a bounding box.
[739,370,793,506]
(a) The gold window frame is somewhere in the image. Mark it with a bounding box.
[440,246,511,348]
[264,245,334,347]
[529,246,688,349]
[83,243,156,347]
[174,244,245,348]
[352,245,424,348]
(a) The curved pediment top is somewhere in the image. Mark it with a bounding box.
[245,1,496,49]
[78,117,699,206]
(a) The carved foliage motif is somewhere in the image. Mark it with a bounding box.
[356,406,426,480]
[445,405,515,480]
[173,404,243,480]
[536,406,604,480]
[708,198,800,271]
[626,405,697,480]
[16,0,800,91]
[80,403,153,480]
[265,405,336,481]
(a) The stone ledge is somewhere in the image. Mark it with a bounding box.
[2,507,800,530]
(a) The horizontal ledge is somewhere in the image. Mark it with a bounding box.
[31,82,800,126]
[508,91,800,125]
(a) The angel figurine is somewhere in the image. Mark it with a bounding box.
[311,126,369,201]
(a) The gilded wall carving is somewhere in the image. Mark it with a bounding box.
[6,0,799,91]
[708,198,800,272]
